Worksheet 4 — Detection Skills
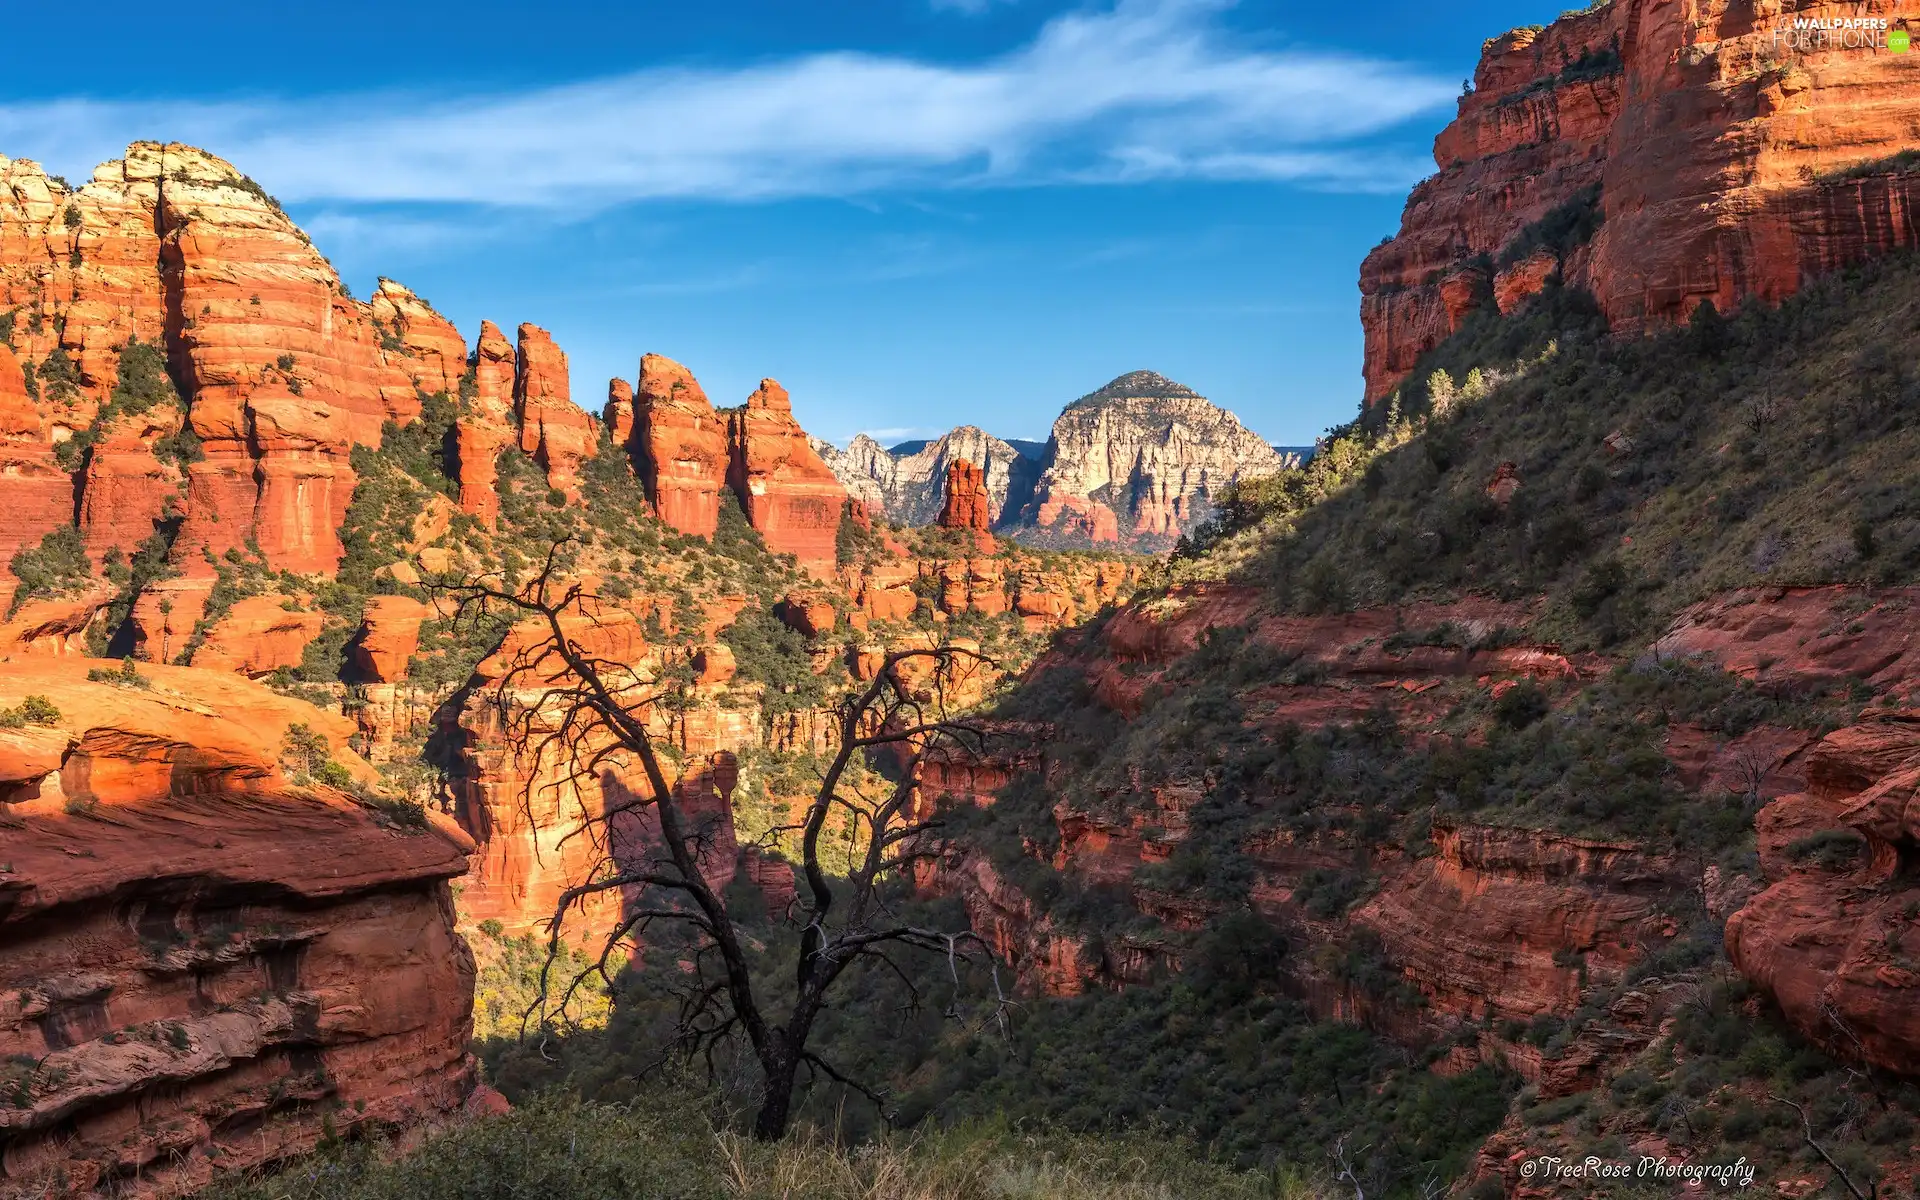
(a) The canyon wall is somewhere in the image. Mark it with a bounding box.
[1361,0,1920,401]
[912,579,1920,1097]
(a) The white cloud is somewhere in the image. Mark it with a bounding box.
[0,0,1451,209]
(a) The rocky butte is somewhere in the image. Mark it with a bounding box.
[816,370,1287,551]
[1360,0,1920,402]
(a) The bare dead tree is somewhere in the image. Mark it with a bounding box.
[1771,1093,1875,1200]
[440,537,1007,1140]
[1331,1135,1369,1200]
[1727,745,1772,814]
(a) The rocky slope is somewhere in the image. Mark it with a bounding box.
[891,202,1920,1189]
[816,372,1288,551]
[0,660,482,1197]
[1360,0,1920,402]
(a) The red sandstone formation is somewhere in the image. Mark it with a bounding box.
[189,594,323,677]
[77,401,186,560]
[351,594,430,683]
[777,594,837,639]
[450,607,769,942]
[844,559,920,625]
[632,353,726,538]
[129,577,213,665]
[1357,824,1686,1025]
[2,153,163,414]
[455,320,517,525]
[0,659,478,1196]
[938,459,997,553]
[1484,461,1521,507]
[371,279,467,397]
[514,323,596,504]
[345,595,434,763]
[1727,713,1920,1076]
[1361,0,1920,402]
[604,377,635,446]
[1493,249,1558,315]
[0,584,114,659]
[0,343,69,563]
[157,151,408,574]
[0,144,491,575]
[1665,586,1920,694]
[919,587,1613,1000]
[1033,493,1120,545]
[726,379,845,571]
[693,643,738,686]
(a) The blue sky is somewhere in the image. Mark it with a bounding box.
[0,0,1559,446]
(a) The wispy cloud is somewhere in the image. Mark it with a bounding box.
[929,0,1019,14]
[0,0,1450,209]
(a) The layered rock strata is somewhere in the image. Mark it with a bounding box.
[628,353,727,538]
[1360,0,1920,402]
[725,379,844,570]
[0,660,479,1197]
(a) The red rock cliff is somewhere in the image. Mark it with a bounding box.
[631,353,727,538]
[371,279,467,397]
[938,458,996,553]
[726,378,845,571]
[0,660,479,1197]
[0,343,69,562]
[1361,0,1920,402]
[513,323,596,504]
[1726,713,1920,1076]
[0,143,483,571]
[455,319,517,525]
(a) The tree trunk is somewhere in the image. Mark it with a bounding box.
[752,1042,799,1141]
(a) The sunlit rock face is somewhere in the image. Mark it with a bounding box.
[0,660,479,1198]
[1361,0,1920,402]
[817,373,1286,550]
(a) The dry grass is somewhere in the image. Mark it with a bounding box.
[205,1093,1320,1200]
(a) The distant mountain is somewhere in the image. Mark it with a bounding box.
[817,371,1292,550]
[814,426,1039,528]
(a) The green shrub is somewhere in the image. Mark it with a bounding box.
[1492,680,1549,729]
[85,658,150,690]
[1497,184,1602,267]
[53,339,187,471]
[1786,828,1866,872]
[1815,148,1920,184]
[0,695,61,728]
[6,525,92,617]
[281,722,332,781]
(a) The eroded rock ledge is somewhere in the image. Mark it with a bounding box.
[0,660,480,1197]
